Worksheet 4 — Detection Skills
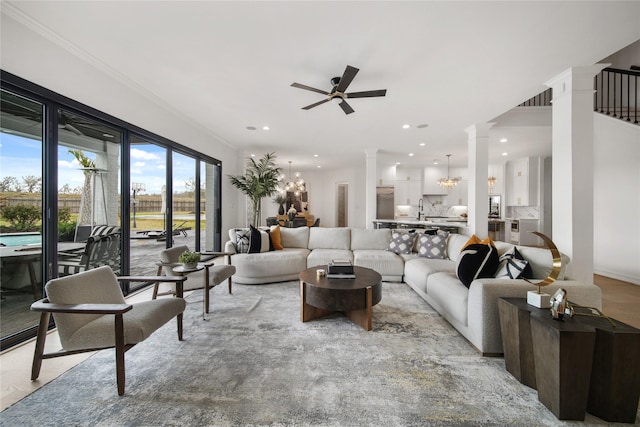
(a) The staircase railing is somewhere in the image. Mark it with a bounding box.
[517,67,639,126]
[594,67,639,124]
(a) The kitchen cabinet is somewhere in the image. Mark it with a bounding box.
[422,166,448,195]
[395,167,423,206]
[445,180,468,206]
[506,157,538,206]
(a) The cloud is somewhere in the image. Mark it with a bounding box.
[133,161,145,167]
[58,159,79,169]
[131,148,160,161]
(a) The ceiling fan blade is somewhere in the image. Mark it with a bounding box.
[291,83,329,96]
[63,124,84,136]
[345,89,387,99]
[335,65,359,93]
[302,98,331,110]
[339,100,355,115]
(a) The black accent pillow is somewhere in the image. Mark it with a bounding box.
[248,225,270,253]
[456,243,500,287]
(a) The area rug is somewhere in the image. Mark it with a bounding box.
[1,281,634,426]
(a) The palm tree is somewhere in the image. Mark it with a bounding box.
[228,153,281,227]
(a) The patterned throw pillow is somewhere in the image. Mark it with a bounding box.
[417,232,448,259]
[387,231,416,255]
[248,225,270,253]
[235,228,251,253]
[495,258,530,279]
[496,246,533,279]
[456,243,499,287]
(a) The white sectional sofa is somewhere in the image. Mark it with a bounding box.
[224,226,602,355]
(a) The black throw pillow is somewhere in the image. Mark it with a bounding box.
[456,243,500,288]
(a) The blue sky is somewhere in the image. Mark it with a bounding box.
[0,132,196,195]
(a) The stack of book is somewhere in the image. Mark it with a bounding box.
[327,260,355,279]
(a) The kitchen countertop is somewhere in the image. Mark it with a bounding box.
[373,218,468,227]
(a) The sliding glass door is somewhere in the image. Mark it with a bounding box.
[0,89,44,342]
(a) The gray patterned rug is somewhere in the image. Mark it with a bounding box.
[1,281,635,426]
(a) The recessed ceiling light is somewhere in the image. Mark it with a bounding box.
[317,165,321,168]
[102,133,114,138]
[402,124,410,129]
[500,138,508,143]
[250,153,255,157]
[502,152,509,156]
[408,153,414,157]
[246,126,257,131]
[262,126,270,131]
[419,143,426,147]
[417,124,429,128]
[433,160,439,165]
[396,162,401,165]
[313,154,319,158]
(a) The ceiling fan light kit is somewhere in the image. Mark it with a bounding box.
[291,65,387,115]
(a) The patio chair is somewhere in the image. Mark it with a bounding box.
[58,231,121,276]
[154,245,235,315]
[30,266,187,395]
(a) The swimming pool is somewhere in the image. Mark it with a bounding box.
[0,233,42,247]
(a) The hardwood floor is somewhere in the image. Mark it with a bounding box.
[1,275,638,411]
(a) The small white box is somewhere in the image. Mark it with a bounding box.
[527,290,551,308]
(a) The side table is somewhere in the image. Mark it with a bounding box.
[498,297,640,422]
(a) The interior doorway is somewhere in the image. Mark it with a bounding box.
[336,183,348,227]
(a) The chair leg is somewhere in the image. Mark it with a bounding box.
[228,277,233,294]
[176,281,184,340]
[114,313,126,396]
[152,265,163,300]
[31,312,50,381]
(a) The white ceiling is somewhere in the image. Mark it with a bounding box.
[4,1,640,170]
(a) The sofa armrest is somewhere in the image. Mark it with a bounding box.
[224,240,237,254]
[466,279,602,354]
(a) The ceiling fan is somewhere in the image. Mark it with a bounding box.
[291,65,387,115]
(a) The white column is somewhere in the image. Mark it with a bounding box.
[544,65,608,285]
[365,149,378,229]
[465,123,494,238]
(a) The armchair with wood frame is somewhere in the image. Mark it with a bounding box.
[30,266,187,395]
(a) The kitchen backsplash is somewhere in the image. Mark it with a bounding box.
[396,204,468,218]
[508,206,539,219]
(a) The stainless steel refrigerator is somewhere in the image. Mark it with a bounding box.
[376,186,395,219]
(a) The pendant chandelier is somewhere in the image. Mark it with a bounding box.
[488,176,497,188]
[281,161,305,196]
[437,154,460,190]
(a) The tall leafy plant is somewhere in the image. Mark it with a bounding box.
[228,153,281,227]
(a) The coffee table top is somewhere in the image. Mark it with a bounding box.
[299,265,382,290]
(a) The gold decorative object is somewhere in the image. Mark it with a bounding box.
[524,231,562,308]
[437,154,460,189]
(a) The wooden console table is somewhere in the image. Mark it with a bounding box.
[498,297,640,423]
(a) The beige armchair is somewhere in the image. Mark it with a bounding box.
[154,246,235,315]
[30,266,187,395]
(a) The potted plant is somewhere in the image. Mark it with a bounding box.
[178,250,201,269]
[228,152,282,227]
[273,194,287,215]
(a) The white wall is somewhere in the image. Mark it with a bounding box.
[593,113,640,285]
[1,13,242,234]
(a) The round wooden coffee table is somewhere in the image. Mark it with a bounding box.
[299,265,382,331]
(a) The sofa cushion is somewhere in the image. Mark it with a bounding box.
[427,272,469,325]
[416,233,448,259]
[269,225,284,250]
[350,228,391,250]
[403,258,456,294]
[307,249,353,268]
[279,226,310,248]
[387,231,416,255]
[446,234,471,262]
[353,249,405,278]
[231,248,310,280]
[308,227,350,250]
[456,243,499,288]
